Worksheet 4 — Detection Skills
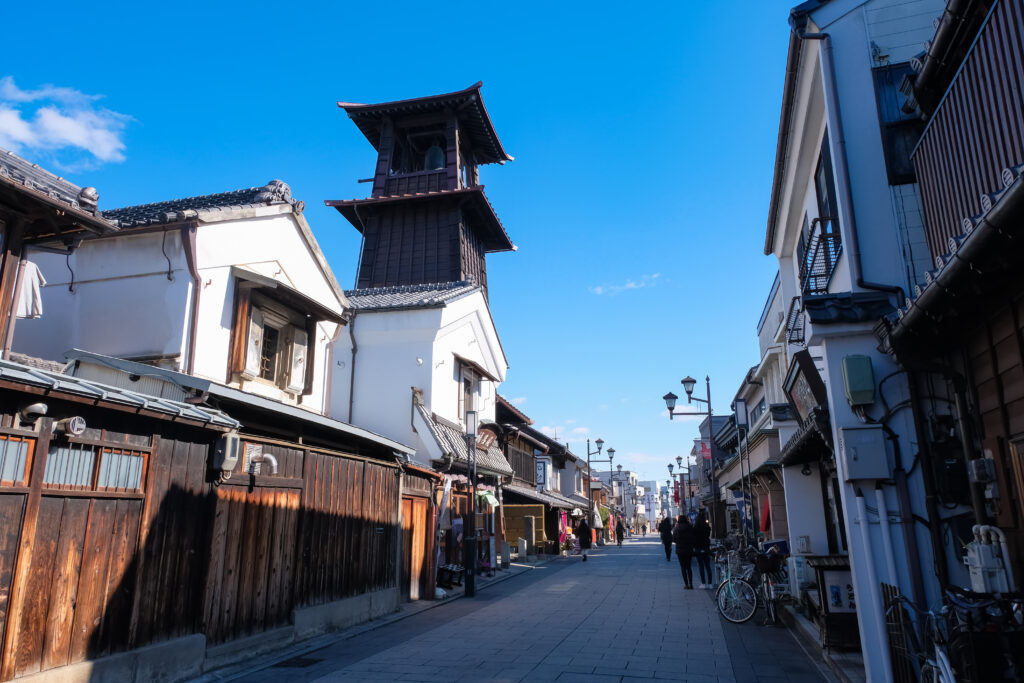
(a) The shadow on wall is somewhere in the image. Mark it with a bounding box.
[1,454,399,681]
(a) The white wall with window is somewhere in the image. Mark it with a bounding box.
[330,288,507,470]
[15,208,346,414]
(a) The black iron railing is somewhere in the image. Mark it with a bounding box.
[799,217,841,295]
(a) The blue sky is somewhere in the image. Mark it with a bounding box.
[2,0,793,486]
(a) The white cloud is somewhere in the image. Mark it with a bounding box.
[0,77,131,168]
[589,273,661,296]
[509,396,528,406]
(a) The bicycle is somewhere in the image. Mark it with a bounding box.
[885,592,956,683]
[715,548,757,623]
[753,548,788,625]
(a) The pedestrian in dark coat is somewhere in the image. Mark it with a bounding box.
[615,519,625,547]
[693,511,713,588]
[673,515,696,589]
[577,519,592,561]
[658,516,674,561]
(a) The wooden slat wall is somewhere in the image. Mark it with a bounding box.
[913,0,1024,260]
[0,420,403,679]
[962,292,1024,581]
[356,203,463,290]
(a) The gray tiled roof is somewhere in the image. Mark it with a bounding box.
[416,404,512,477]
[0,148,111,222]
[345,281,481,311]
[102,180,303,228]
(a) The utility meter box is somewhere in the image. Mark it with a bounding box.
[839,425,890,481]
[212,432,241,473]
[842,355,875,406]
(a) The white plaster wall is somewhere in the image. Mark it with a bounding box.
[16,230,191,363]
[781,462,831,555]
[330,289,507,469]
[193,213,343,412]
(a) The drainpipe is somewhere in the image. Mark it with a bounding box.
[874,485,899,585]
[952,381,990,526]
[905,368,951,588]
[855,489,894,682]
[348,314,358,423]
[797,30,906,303]
[180,222,201,375]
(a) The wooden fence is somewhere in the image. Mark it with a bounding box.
[0,410,401,680]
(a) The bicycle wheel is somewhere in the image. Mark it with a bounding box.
[764,576,777,624]
[717,578,757,623]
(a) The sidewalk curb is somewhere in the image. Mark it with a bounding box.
[191,555,564,682]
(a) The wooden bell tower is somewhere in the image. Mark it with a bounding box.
[326,83,515,296]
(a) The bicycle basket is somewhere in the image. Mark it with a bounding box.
[755,552,786,574]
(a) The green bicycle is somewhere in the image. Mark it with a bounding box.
[714,548,757,623]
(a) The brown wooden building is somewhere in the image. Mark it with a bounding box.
[0,350,420,682]
[879,0,1024,589]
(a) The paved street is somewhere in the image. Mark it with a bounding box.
[217,537,833,683]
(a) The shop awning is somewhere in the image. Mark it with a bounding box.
[477,491,500,508]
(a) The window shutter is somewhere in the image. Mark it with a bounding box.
[287,327,308,393]
[242,307,264,379]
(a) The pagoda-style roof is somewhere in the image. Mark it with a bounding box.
[338,82,513,166]
[325,186,515,253]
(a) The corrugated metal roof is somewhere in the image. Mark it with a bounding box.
[415,403,512,477]
[63,349,414,455]
[0,358,240,430]
[503,482,572,510]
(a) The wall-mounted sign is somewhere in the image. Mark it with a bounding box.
[536,460,547,489]
[477,430,496,450]
[784,349,828,423]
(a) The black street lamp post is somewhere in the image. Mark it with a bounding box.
[663,375,717,532]
[464,410,478,597]
[586,438,614,540]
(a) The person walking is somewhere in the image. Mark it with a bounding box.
[657,516,674,561]
[673,514,696,589]
[641,524,647,537]
[615,519,625,547]
[577,517,592,562]
[693,510,713,588]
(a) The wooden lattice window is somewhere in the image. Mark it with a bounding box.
[0,435,33,486]
[43,442,147,493]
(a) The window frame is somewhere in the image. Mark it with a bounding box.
[0,434,34,488]
[42,438,149,495]
[230,282,315,396]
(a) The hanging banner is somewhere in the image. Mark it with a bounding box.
[695,438,711,460]
[673,480,680,504]
[732,489,753,531]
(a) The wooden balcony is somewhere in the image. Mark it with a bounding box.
[912,0,1024,260]
[377,169,450,197]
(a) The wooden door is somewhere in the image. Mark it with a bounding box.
[400,497,429,601]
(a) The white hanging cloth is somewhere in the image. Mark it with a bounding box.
[16,262,46,319]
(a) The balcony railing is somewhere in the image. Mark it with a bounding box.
[380,169,449,197]
[799,217,841,295]
[911,0,1024,261]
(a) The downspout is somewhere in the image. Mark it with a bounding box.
[874,485,899,585]
[323,319,346,417]
[796,30,906,303]
[905,368,951,588]
[348,313,358,423]
[855,489,895,681]
[180,222,201,375]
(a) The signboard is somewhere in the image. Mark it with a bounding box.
[535,459,547,489]
[822,569,856,613]
[477,431,496,451]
